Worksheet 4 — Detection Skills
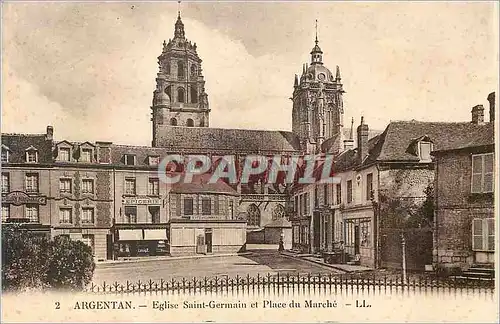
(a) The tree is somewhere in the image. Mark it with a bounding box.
[2,227,95,292]
[46,235,96,291]
[2,225,51,291]
[406,184,434,228]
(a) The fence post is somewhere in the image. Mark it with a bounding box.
[401,232,407,285]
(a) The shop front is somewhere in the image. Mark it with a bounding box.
[113,224,170,258]
[169,219,247,256]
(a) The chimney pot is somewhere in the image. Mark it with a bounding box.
[471,105,485,125]
[487,92,495,123]
[46,126,53,141]
[357,116,369,163]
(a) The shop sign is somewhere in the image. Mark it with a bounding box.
[2,191,47,206]
[122,196,162,205]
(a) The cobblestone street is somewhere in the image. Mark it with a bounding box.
[92,248,343,284]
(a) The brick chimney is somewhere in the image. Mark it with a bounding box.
[45,126,53,141]
[471,105,485,125]
[487,92,495,123]
[357,116,369,163]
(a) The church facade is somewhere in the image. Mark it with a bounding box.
[1,14,350,261]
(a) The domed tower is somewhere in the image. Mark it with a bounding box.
[291,26,345,154]
[151,12,210,146]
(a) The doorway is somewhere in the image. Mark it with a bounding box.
[205,228,213,254]
[354,226,360,255]
[106,234,113,260]
[313,211,320,253]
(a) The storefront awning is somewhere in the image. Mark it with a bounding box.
[118,229,143,241]
[144,229,167,240]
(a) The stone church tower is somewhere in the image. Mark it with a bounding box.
[151,13,210,146]
[291,33,345,154]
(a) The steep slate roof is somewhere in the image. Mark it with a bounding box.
[170,173,239,195]
[322,128,381,153]
[366,121,495,163]
[109,144,169,167]
[329,120,495,172]
[431,122,494,152]
[1,133,53,164]
[155,126,301,153]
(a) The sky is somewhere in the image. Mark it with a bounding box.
[2,2,498,146]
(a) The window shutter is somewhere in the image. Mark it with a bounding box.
[487,218,495,251]
[176,194,181,216]
[472,218,483,250]
[214,196,219,215]
[471,155,483,193]
[484,154,494,193]
[305,193,310,215]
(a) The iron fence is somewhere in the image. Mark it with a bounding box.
[85,273,495,295]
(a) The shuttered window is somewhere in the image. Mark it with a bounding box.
[471,153,494,193]
[305,192,311,215]
[347,180,353,203]
[201,198,211,215]
[184,198,194,216]
[213,196,220,215]
[472,218,495,251]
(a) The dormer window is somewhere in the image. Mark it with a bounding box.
[25,147,38,163]
[407,136,434,163]
[418,141,433,162]
[1,145,10,163]
[59,147,71,162]
[124,154,136,166]
[80,148,92,163]
[148,156,160,166]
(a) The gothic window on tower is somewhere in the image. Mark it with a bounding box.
[187,119,194,127]
[191,86,198,104]
[165,86,172,101]
[165,62,171,75]
[170,118,178,126]
[190,65,197,76]
[177,61,185,80]
[177,87,185,103]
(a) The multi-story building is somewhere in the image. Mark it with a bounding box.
[291,93,496,270]
[2,128,54,237]
[1,129,114,261]
[432,93,495,271]
[2,13,337,257]
[168,173,246,256]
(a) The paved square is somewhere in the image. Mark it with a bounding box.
[92,250,343,285]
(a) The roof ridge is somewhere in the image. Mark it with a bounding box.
[389,120,474,125]
[1,133,46,137]
[167,125,296,134]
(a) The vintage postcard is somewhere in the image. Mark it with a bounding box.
[1,1,499,323]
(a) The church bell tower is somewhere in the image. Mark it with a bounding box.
[291,24,345,154]
[151,12,210,146]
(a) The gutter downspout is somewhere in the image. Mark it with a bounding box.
[433,156,439,270]
[375,163,381,269]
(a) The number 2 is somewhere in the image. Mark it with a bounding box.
[55,302,60,309]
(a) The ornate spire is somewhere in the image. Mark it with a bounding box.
[349,117,354,140]
[174,9,185,39]
[310,19,323,65]
[315,19,318,45]
[336,65,341,81]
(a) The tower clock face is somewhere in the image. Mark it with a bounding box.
[318,73,326,81]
